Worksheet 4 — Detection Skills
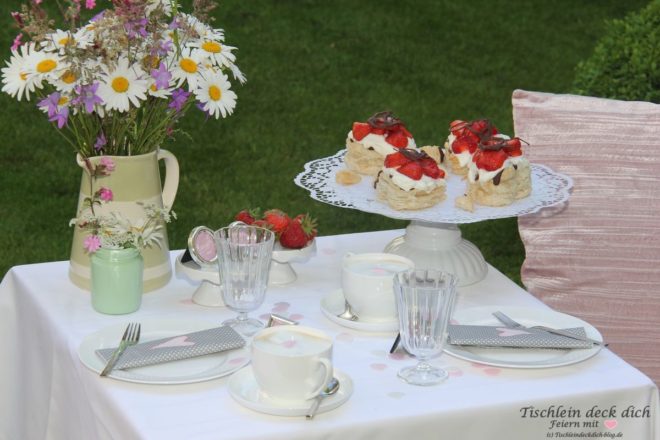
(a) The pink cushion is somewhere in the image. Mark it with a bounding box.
[513,89,660,384]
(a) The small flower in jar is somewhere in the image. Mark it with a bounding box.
[83,235,101,253]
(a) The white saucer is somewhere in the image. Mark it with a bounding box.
[320,289,399,332]
[228,366,353,417]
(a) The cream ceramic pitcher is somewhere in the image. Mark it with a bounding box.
[69,149,179,292]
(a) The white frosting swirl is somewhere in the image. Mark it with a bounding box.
[468,156,529,184]
[384,169,445,192]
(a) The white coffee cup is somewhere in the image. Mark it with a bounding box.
[341,252,415,321]
[251,326,333,401]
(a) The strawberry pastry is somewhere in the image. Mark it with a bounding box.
[461,136,532,209]
[345,111,417,176]
[443,119,500,177]
[374,149,446,210]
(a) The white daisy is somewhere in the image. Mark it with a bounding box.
[97,57,148,112]
[41,29,91,54]
[52,69,80,93]
[228,62,247,85]
[194,72,236,119]
[24,50,65,81]
[147,79,173,98]
[170,47,207,91]
[190,38,237,68]
[1,42,43,101]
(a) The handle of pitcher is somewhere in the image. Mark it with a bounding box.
[158,149,179,210]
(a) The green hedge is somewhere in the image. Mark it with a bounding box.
[573,0,660,102]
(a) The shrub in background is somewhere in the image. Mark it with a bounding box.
[573,0,660,103]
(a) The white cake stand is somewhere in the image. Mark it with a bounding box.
[294,149,572,286]
[175,241,317,307]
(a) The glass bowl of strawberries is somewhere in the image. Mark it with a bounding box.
[234,209,318,285]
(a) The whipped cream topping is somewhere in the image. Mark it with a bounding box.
[384,168,445,192]
[348,130,417,156]
[468,156,529,184]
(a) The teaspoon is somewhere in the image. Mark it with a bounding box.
[337,300,359,321]
[306,377,340,419]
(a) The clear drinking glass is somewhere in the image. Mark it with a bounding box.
[394,269,458,386]
[215,224,275,336]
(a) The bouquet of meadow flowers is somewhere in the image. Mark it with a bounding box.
[2,0,244,157]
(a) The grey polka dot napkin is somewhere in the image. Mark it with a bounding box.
[96,326,246,370]
[447,325,591,349]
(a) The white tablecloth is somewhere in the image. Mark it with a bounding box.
[0,230,658,440]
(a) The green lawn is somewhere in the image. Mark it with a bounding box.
[0,0,647,284]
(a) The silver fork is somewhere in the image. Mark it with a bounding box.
[492,311,605,346]
[100,323,141,377]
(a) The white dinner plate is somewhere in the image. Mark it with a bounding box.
[320,289,399,332]
[78,319,250,384]
[444,306,603,369]
[228,366,353,417]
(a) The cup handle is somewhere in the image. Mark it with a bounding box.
[305,358,333,400]
[158,149,179,210]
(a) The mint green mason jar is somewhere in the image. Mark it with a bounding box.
[91,248,143,314]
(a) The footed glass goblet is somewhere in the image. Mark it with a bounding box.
[215,224,275,336]
[394,269,458,386]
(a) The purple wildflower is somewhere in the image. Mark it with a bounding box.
[10,12,23,28]
[11,34,23,51]
[73,82,103,114]
[94,132,107,151]
[169,18,181,30]
[125,18,148,39]
[156,39,173,56]
[38,92,61,117]
[85,0,96,9]
[49,106,69,129]
[196,102,211,121]
[97,187,113,202]
[83,235,101,253]
[168,88,190,112]
[151,63,172,90]
[90,10,105,22]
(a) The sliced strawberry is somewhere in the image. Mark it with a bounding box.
[386,131,409,148]
[263,209,291,234]
[384,151,412,168]
[352,122,371,141]
[473,149,508,171]
[399,125,413,138]
[449,120,467,136]
[451,136,478,154]
[503,138,522,156]
[370,128,386,135]
[397,161,423,180]
[419,157,444,179]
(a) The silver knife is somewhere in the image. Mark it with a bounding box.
[100,323,140,377]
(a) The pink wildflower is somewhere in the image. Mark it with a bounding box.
[11,34,23,51]
[33,0,43,4]
[85,0,96,9]
[99,156,115,172]
[83,235,101,253]
[98,187,113,202]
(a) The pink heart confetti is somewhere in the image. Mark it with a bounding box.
[289,314,304,321]
[497,327,531,337]
[604,420,618,430]
[151,336,195,349]
[387,352,406,361]
[229,357,247,365]
[483,368,501,376]
[370,363,387,371]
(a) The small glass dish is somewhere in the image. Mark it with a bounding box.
[187,226,218,268]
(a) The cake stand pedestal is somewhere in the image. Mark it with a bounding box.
[294,149,573,287]
[384,221,487,286]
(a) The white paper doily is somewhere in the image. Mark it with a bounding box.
[294,149,573,224]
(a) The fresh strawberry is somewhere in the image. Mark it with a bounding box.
[503,138,523,157]
[263,209,291,234]
[352,122,371,141]
[384,151,412,168]
[473,149,508,171]
[449,120,468,136]
[235,208,261,225]
[385,131,408,148]
[451,136,478,154]
[397,161,423,180]
[252,219,272,230]
[419,157,445,179]
[280,214,317,249]
[370,128,386,135]
[398,125,414,138]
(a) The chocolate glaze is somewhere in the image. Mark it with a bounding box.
[493,170,504,186]
[374,170,383,188]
